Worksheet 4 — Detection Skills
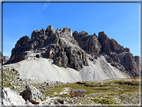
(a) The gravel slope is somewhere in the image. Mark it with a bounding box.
[3,56,129,83]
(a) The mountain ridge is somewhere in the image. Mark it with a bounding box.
[6,25,140,77]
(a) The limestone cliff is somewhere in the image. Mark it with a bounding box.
[6,25,140,77]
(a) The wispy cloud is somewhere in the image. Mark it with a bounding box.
[24,3,49,19]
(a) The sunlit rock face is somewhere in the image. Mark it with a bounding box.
[7,25,88,71]
[7,25,140,77]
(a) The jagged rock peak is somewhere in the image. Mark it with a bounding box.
[98,31,130,54]
[62,27,71,32]
[46,25,54,32]
[7,25,88,71]
[15,35,30,48]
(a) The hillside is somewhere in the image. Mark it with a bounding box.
[1,25,141,106]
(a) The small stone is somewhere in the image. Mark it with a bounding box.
[19,79,22,81]
[5,78,8,81]
[12,85,15,89]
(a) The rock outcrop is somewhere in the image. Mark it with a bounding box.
[73,31,101,57]
[7,25,140,77]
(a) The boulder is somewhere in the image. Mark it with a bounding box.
[20,85,43,104]
[1,87,25,106]
[58,99,64,104]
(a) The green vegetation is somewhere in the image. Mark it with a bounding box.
[41,78,140,104]
[2,69,18,89]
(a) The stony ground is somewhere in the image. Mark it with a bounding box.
[1,67,141,106]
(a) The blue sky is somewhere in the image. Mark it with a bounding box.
[2,2,140,57]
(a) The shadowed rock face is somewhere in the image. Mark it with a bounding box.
[73,31,140,77]
[98,31,140,77]
[73,31,101,57]
[98,31,130,54]
[7,25,140,77]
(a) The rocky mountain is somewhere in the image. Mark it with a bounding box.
[3,56,10,64]
[73,31,140,77]
[6,25,140,78]
[0,51,9,64]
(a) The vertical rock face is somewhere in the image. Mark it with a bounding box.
[7,36,30,63]
[73,31,101,57]
[98,31,111,54]
[7,25,140,77]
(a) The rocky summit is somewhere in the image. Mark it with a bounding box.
[0,51,9,64]
[6,25,140,77]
